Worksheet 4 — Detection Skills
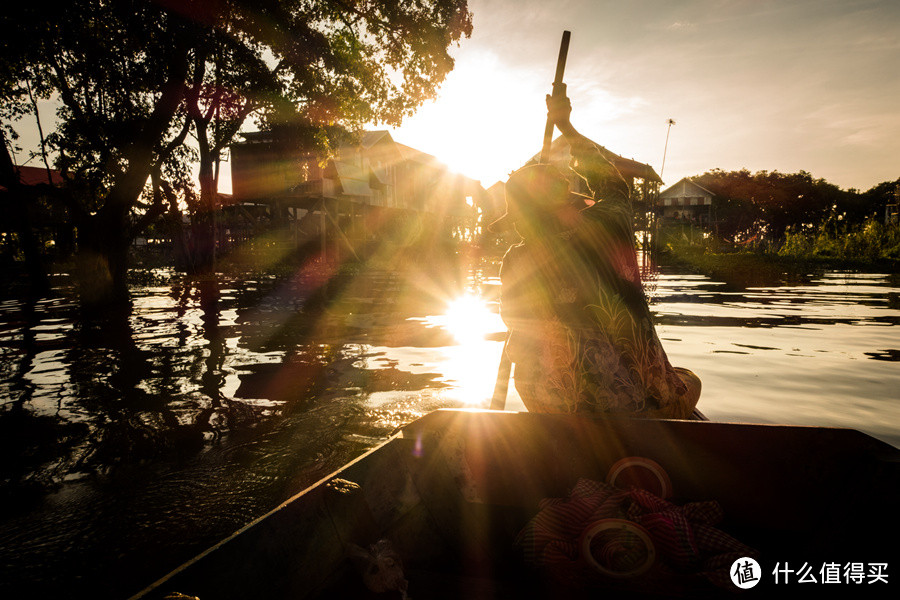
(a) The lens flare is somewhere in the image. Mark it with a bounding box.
[444,293,496,344]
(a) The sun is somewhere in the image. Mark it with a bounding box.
[389,49,546,186]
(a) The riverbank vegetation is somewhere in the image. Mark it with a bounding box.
[656,169,899,280]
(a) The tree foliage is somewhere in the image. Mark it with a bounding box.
[691,168,873,242]
[849,178,900,224]
[0,0,472,301]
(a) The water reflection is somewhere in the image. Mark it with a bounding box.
[648,269,900,446]
[443,293,498,344]
[1,263,899,598]
[418,293,506,404]
[2,267,898,497]
[652,271,900,328]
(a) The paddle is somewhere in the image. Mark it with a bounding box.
[541,30,571,163]
[490,30,571,411]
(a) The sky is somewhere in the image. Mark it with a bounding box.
[8,0,898,195]
[386,0,900,191]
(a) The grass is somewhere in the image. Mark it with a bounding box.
[655,220,899,286]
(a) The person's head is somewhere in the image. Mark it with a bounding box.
[490,164,580,239]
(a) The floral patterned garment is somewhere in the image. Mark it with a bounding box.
[500,145,698,418]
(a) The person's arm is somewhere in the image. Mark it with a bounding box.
[546,92,593,156]
[546,92,630,203]
[547,93,649,318]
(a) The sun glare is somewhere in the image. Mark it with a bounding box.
[424,293,506,406]
[444,293,496,344]
[389,50,546,186]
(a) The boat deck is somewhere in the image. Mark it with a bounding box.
[133,409,900,599]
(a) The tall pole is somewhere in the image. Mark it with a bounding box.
[652,118,675,262]
[660,118,675,181]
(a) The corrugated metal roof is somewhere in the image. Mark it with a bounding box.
[394,142,438,165]
[360,130,392,149]
[660,177,715,200]
[369,165,389,186]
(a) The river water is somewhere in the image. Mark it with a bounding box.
[0,259,898,597]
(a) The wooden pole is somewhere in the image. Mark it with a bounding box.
[320,200,327,258]
[539,31,571,164]
[489,336,512,410]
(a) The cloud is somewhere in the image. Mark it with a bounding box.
[803,103,900,148]
[666,21,697,31]
[566,79,648,123]
[391,0,900,190]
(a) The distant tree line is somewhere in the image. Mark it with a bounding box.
[672,169,899,261]
[1,0,472,303]
[690,168,898,239]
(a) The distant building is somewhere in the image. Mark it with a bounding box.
[0,165,64,191]
[228,129,483,256]
[658,177,716,224]
[1,164,73,261]
[887,183,899,225]
[230,130,481,218]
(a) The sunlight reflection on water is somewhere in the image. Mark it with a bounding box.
[2,267,897,453]
[1,265,899,599]
[415,293,507,405]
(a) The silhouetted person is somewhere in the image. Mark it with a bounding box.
[492,92,701,418]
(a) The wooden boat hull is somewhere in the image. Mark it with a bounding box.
[132,409,900,599]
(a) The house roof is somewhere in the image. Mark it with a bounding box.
[1,165,64,191]
[360,130,393,149]
[238,130,270,143]
[659,177,715,199]
[528,136,662,183]
[480,181,507,215]
[393,142,439,165]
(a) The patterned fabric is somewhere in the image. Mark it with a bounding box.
[516,478,756,588]
[501,144,698,418]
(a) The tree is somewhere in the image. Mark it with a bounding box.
[693,168,851,242]
[2,2,198,304]
[1,0,473,302]
[692,169,763,241]
[846,178,900,225]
